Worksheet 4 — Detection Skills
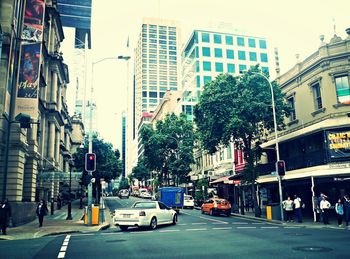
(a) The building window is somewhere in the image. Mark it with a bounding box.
[224,50,233,60]
[262,67,269,74]
[260,53,268,62]
[142,91,147,97]
[335,75,350,104]
[227,144,232,159]
[249,52,257,61]
[215,62,223,72]
[237,37,245,46]
[203,61,211,71]
[259,39,267,49]
[149,92,157,98]
[311,82,323,110]
[239,64,247,72]
[204,76,212,84]
[202,32,210,43]
[288,96,296,121]
[227,64,235,73]
[196,75,201,87]
[214,34,222,44]
[202,47,211,57]
[214,48,223,58]
[225,35,233,45]
[238,51,246,60]
[248,38,256,48]
[196,61,200,72]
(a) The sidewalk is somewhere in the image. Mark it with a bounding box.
[0,199,110,241]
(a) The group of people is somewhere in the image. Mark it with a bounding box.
[282,195,304,223]
[317,193,350,227]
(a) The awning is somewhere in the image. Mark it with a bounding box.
[210,174,242,185]
[210,175,231,184]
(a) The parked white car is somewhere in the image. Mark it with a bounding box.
[183,194,194,209]
[113,201,177,231]
[139,189,152,199]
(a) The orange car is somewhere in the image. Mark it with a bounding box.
[201,198,231,216]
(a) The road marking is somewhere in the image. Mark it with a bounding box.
[77,233,94,236]
[178,223,187,225]
[101,232,124,235]
[159,230,180,233]
[212,227,233,230]
[232,222,248,224]
[199,216,229,224]
[192,223,207,225]
[237,226,256,229]
[283,227,301,229]
[261,226,279,229]
[252,223,265,225]
[57,235,71,259]
[186,228,207,231]
[131,231,154,234]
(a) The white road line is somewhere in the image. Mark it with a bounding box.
[237,226,256,229]
[76,233,94,236]
[159,230,180,233]
[199,216,229,224]
[232,222,248,224]
[261,226,279,229]
[212,222,226,225]
[212,227,232,230]
[283,227,301,229]
[63,241,69,246]
[252,223,265,225]
[192,223,207,225]
[131,231,154,234]
[60,246,67,252]
[101,232,124,235]
[178,223,187,225]
[57,235,71,259]
[186,228,207,231]
[57,252,65,259]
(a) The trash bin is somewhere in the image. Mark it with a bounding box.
[266,203,281,220]
[84,205,99,225]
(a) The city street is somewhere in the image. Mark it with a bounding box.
[0,196,349,259]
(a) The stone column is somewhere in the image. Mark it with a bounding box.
[51,71,57,104]
[55,129,60,166]
[48,121,55,160]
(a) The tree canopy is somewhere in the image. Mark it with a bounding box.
[139,113,195,186]
[73,133,122,186]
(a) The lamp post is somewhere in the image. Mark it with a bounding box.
[66,159,74,220]
[252,72,284,222]
[87,55,130,225]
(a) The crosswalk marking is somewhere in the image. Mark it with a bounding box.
[237,226,256,229]
[212,227,232,230]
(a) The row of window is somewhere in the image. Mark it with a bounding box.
[200,61,269,74]
[142,38,177,45]
[142,51,177,57]
[142,34,177,40]
[142,60,177,66]
[200,32,267,49]
[201,47,268,62]
[288,75,350,122]
[142,24,176,31]
[142,44,177,51]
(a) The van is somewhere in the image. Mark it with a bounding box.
[183,194,194,209]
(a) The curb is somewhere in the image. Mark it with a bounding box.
[231,213,283,225]
[99,223,110,231]
[44,230,81,237]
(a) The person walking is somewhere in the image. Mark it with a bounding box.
[335,198,344,227]
[283,196,294,222]
[344,195,350,227]
[320,196,331,224]
[293,195,303,223]
[36,199,48,227]
[0,199,11,235]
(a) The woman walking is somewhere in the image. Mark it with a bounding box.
[335,198,344,227]
[283,196,294,222]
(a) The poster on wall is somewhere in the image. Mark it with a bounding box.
[327,131,350,159]
[15,0,45,120]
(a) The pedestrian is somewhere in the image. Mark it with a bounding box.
[282,196,294,222]
[57,194,62,210]
[36,199,48,227]
[316,192,327,222]
[0,199,11,235]
[320,196,331,224]
[344,195,350,227]
[293,195,303,223]
[335,198,344,227]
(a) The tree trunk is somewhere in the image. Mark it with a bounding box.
[239,186,245,215]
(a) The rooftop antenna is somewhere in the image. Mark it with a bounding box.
[332,17,336,35]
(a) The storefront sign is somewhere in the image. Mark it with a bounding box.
[326,131,350,159]
[15,0,46,119]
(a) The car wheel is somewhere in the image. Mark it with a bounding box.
[172,214,177,225]
[210,209,214,216]
[150,217,157,230]
[119,226,128,231]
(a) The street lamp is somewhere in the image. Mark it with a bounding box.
[252,72,284,222]
[66,158,74,220]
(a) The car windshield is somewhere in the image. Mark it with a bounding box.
[185,196,193,200]
[132,202,156,209]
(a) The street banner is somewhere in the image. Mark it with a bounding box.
[15,0,46,120]
[327,131,350,159]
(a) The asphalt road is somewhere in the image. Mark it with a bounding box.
[0,196,349,259]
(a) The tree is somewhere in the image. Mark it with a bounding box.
[73,133,122,187]
[131,159,150,183]
[194,66,290,213]
[140,113,195,186]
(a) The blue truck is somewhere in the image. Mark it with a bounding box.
[158,187,184,213]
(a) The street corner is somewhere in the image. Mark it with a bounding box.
[0,235,15,241]
[98,223,110,231]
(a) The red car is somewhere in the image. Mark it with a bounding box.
[201,198,231,216]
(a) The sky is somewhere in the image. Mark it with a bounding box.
[62,0,349,151]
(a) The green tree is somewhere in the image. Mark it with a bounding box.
[73,133,122,187]
[140,113,195,186]
[131,159,150,183]
[194,66,290,212]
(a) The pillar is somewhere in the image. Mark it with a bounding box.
[48,121,55,160]
[51,71,57,104]
[55,129,60,165]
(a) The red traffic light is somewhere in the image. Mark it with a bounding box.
[89,155,94,160]
[85,153,96,172]
[276,160,285,176]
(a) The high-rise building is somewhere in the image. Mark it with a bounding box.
[121,112,126,178]
[181,29,272,180]
[127,18,181,175]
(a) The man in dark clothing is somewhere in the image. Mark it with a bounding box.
[0,199,11,235]
[36,199,48,227]
[344,195,350,227]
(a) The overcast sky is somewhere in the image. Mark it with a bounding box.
[62,0,349,151]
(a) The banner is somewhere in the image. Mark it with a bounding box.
[327,131,350,159]
[15,0,45,120]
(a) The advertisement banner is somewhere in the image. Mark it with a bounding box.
[15,0,45,119]
[327,131,350,159]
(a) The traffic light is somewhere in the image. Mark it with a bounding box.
[276,160,286,176]
[85,153,96,172]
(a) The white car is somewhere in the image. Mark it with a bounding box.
[113,201,177,231]
[139,190,152,199]
[183,194,194,209]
